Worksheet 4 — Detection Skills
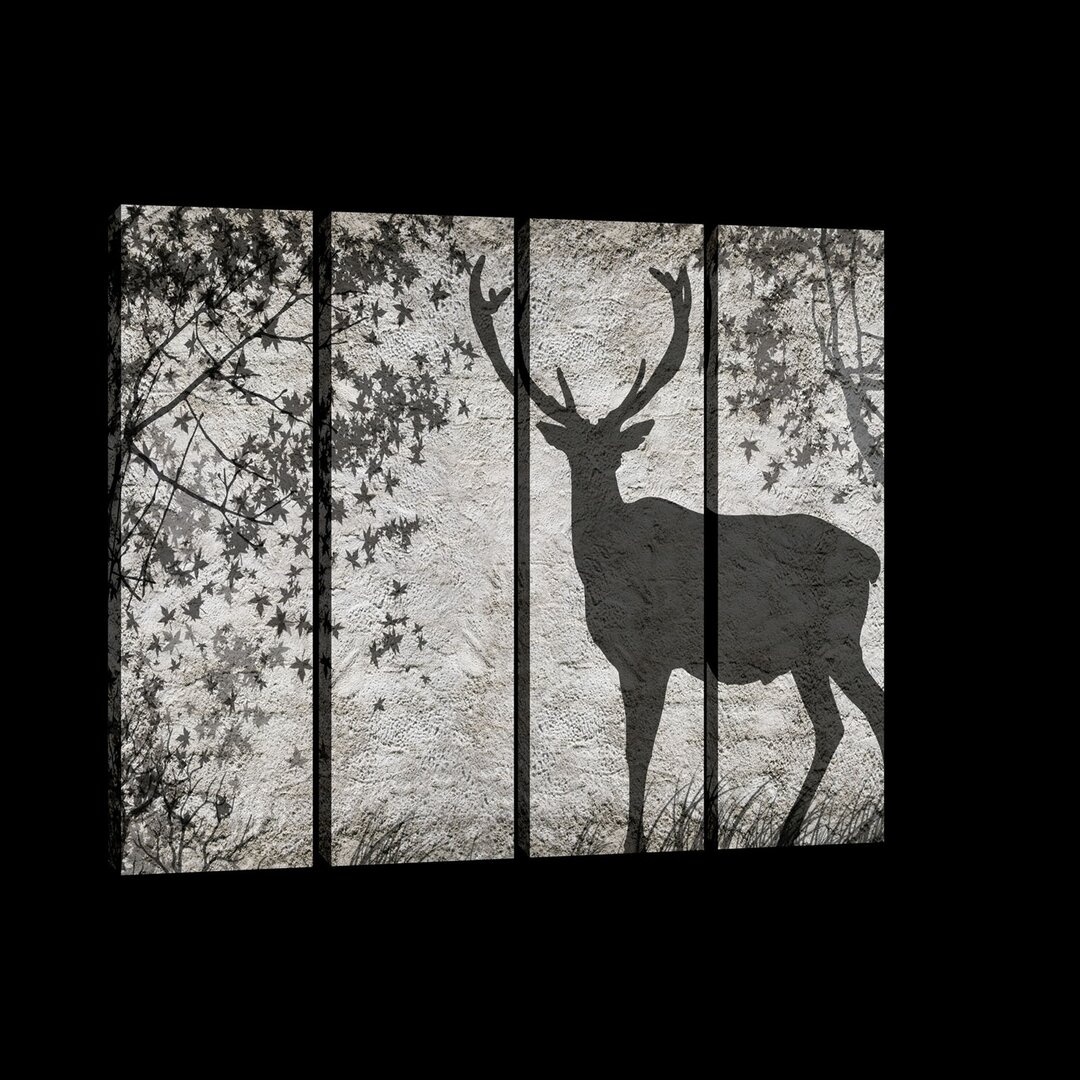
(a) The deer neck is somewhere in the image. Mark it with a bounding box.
[568,463,624,547]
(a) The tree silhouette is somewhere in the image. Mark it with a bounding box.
[109,205,313,872]
[331,213,493,678]
[716,226,884,502]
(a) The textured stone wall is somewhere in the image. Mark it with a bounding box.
[529,219,705,855]
[117,206,313,872]
[112,212,884,868]
[712,225,884,841]
[330,214,514,863]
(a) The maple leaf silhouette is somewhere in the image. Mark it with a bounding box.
[429,279,450,309]
[750,398,773,424]
[354,482,375,513]
[738,437,759,463]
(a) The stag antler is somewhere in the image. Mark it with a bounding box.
[604,265,692,429]
[469,255,583,428]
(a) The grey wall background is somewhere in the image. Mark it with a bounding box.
[712,225,884,841]
[529,219,706,855]
[330,214,514,863]
[118,206,313,872]
[113,213,883,868]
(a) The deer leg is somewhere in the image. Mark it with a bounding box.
[778,667,844,847]
[619,667,670,854]
[832,654,884,756]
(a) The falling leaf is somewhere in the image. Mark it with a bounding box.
[429,280,450,309]
[267,606,291,636]
[738,437,759,463]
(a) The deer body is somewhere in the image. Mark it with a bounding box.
[570,489,704,680]
[471,255,883,851]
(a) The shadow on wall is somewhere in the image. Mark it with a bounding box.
[471,256,884,854]
[563,778,884,855]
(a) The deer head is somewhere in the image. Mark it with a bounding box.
[469,256,692,473]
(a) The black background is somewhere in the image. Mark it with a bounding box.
[73,126,928,986]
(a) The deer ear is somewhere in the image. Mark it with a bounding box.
[620,419,654,449]
[536,422,569,449]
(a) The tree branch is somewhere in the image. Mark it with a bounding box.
[815,228,884,488]
[128,290,309,439]
[187,407,271,482]
[131,446,276,526]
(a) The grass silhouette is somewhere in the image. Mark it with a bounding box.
[344,781,883,862]
[572,779,883,854]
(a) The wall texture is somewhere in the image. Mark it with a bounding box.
[712,225,884,843]
[330,213,514,863]
[529,219,706,855]
[110,213,884,868]
[117,206,313,872]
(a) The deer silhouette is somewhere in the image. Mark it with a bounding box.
[470,254,883,851]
